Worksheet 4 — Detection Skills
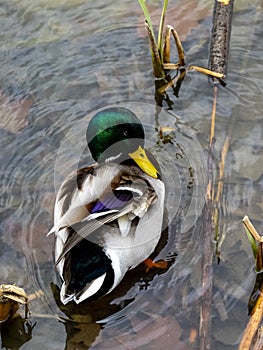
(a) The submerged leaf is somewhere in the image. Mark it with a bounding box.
[0,92,33,134]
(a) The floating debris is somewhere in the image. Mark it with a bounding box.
[159,126,175,144]
[0,284,28,323]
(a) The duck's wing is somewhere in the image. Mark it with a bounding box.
[55,174,158,265]
[55,203,133,266]
[48,164,124,236]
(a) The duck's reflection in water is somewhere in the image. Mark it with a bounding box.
[0,313,35,350]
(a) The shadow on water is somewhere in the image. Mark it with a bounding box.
[0,315,35,350]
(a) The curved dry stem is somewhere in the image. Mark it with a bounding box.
[168,25,185,66]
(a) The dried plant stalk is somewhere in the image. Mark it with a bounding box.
[239,285,263,350]
[209,0,234,78]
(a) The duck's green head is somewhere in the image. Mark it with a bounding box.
[86,107,159,178]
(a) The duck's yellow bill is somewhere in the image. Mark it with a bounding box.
[129,146,159,179]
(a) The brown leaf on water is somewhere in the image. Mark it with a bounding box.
[0,92,34,134]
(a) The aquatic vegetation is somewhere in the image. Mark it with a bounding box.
[137,0,225,105]
[240,216,263,349]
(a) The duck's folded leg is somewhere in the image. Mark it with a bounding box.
[144,258,168,273]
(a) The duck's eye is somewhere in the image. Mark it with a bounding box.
[123,129,128,137]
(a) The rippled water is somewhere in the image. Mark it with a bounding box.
[0,0,263,349]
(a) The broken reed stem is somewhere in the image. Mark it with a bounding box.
[213,106,234,241]
[188,65,224,79]
[243,216,263,243]
[215,135,230,203]
[199,138,215,350]
[210,85,217,147]
[239,287,263,350]
[213,130,231,250]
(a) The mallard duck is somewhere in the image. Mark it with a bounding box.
[48,107,165,304]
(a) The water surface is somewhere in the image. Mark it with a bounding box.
[0,0,263,349]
